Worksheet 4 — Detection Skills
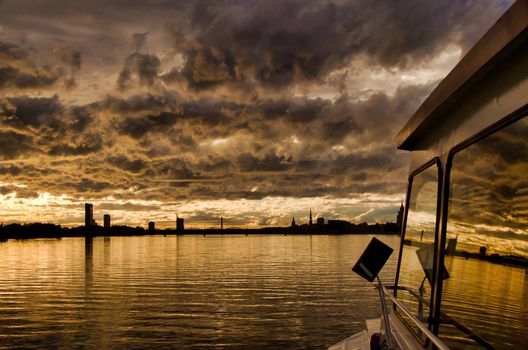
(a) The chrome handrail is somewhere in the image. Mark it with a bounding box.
[388,286,497,350]
[381,285,450,350]
[376,277,394,349]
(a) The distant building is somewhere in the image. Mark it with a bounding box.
[103,214,111,228]
[317,217,324,226]
[327,220,351,229]
[291,217,296,227]
[479,246,487,257]
[85,203,94,228]
[309,209,313,225]
[148,222,155,231]
[176,217,185,232]
[221,217,223,230]
[396,201,404,229]
[447,237,457,255]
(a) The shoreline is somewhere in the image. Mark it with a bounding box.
[0,223,401,241]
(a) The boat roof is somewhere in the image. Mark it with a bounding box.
[396,0,528,151]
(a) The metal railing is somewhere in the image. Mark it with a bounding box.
[389,286,497,350]
[380,285,450,350]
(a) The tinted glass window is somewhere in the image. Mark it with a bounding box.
[396,164,439,341]
[440,116,528,349]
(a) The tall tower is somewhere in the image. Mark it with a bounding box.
[309,209,313,225]
[221,216,223,230]
[103,214,111,228]
[85,203,93,228]
[176,216,185,232]
[291,217,296,227]
[396,201,404,229]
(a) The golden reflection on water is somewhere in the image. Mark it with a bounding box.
[0,234,399,349]
[440,256,528,349]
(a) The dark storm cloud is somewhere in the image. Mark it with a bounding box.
[89,80,423,201]
[118,112,178,138]
[0,164,22,176]
[236,152,291,172]
[105,155,149,174]
[70,106,95,133]
[47,134,103,156]
[2,95,63,128]
[256,97,328,122]
[0,185,39,198]
[327,84,432,139]
[328,150,404,174]
[197,157,232,172]
[73,178,112,193]
[102,93,175,114]
[0,131,34,159]
[321,119,357,143]
[160,68,187,86]
[53,46,82,88]
[181,1,352,87]
[132,32,149,52]
[0,40,81,91]
[0,69,424,203]
[117,52,161,91]
[0,186,11,195]
[147,159,195,180]
[227,147,406,195]
[111,94,236,138]
[180,98,233,125]
[0,95,107,161]
[0,163,58,180]
[0,0,510,92]
[354,0,472,67]
[0,66,58,90]
[181,44,236,88]
[54,47,82,71]
[199,87,419,197]
[163,0,507,90]
[0,41,29,60]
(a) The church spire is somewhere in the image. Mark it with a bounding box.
[309,209,313,225]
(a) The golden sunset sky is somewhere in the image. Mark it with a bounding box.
[0,0,513,228]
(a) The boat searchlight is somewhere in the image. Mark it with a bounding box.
[352,237,393,283]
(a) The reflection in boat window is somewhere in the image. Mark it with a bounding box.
[440,116,528,349]
[396,164,438,342]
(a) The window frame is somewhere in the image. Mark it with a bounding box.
[433,104,528,345]
[394,157,443,342]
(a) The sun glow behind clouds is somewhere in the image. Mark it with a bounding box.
[211,138,229,146]
[338,46,463,100]
[0,191,404,228]
[292,46,462,102]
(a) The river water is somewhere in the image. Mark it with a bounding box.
[0,234,400,349]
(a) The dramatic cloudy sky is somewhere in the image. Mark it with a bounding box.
[0,0,513,228]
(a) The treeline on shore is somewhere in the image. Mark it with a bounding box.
[0,221,401,240]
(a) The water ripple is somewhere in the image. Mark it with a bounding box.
[0,235,398,349]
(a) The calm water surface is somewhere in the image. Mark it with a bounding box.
[0,234,399,349]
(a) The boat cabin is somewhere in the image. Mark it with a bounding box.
[394,1,528,349]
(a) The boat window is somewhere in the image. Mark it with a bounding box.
[439,116,528,349]
[396,163,439,342]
